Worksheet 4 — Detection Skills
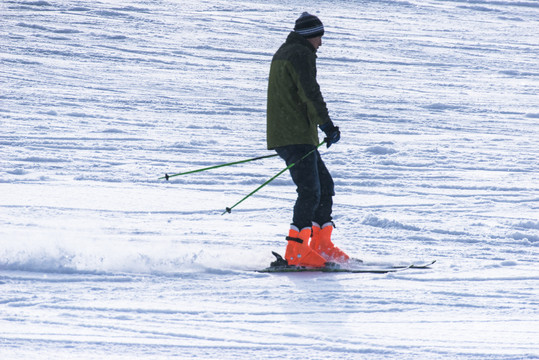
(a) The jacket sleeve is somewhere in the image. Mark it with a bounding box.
[292,49,331,126]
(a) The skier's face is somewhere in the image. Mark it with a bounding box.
[308,36,322,51]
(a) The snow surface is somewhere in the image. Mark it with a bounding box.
[1,0,538,358]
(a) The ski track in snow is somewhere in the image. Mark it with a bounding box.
[1,0,538,359]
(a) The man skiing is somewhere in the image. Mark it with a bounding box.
[267,12,350,267]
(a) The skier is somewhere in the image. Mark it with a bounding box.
[267,12,350,267]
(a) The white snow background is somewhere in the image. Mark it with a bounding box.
[1,0,538,359]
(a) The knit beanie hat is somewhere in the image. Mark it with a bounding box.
[294,12,324,39]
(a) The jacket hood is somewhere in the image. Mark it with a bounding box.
[286,31,316,53]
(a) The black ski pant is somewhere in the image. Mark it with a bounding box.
[275,144,335,230]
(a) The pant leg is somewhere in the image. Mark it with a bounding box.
[313,153,335,225]
[275,145,320,229]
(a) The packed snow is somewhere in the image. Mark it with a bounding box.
[1,0,538,359]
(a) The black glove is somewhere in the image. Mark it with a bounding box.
[319,121,340,148]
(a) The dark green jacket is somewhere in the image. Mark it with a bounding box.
[266,31,331,149]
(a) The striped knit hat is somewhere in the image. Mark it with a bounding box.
[294,12,324,39]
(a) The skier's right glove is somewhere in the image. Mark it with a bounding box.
[320,121,340,148]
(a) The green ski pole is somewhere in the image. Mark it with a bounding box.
[223,141,326,215]
[160,153,278,181]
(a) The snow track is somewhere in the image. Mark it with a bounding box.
[1,0,538,358]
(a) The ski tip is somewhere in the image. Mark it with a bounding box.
[409,259,436,268]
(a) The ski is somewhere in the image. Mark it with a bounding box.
[258,264,410,274]
[389,259,436,269]
[256,252,435,274]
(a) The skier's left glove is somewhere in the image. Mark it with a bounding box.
[320,121,340,148]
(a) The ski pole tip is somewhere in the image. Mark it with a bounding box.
[222,207,232,215]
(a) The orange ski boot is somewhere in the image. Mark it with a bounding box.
[310,222,350,263]
[284,227,326,267]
